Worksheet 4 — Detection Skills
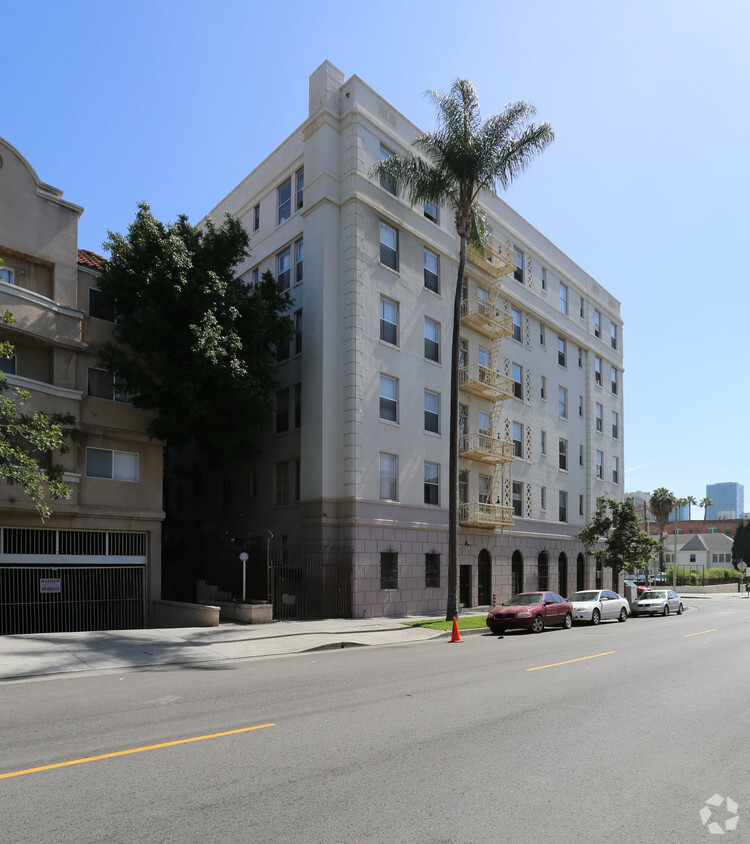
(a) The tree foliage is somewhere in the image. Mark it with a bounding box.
[732,521,750,566]
[96,203,294,466]
[699,496,713,520]
[576,497,661,575]
[0,310,75,518]
[649,487,676,535]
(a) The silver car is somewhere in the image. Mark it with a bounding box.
[632,589,683,617]
[568,589,629,625]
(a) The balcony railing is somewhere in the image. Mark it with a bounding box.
[459,501,514,528]
[458,365,513,400]
[459,433,514,464]
[460,299,513,339]
[466,236,516,280]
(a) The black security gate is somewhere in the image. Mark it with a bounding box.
[272,546,352,620]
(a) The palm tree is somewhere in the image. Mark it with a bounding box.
[700,496,713,521]
[686,495,696,520]
[649,487,676,581]
[372,81,554,620]
[675,496,688,523]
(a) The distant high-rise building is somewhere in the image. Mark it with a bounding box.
[706,482,744,520]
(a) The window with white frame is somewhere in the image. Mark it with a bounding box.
[611,366,618,395]
[611,322,618,350]
[579,444,584,467]
[294,309,302,355]
[579,295,585,319]
[558,336,567,367]
[458,404,468,442]
[424,461,439,505]
[295,238,303,284]
[512,481,523,516]
[594,310,601,338]
[478,345,490,372]
[424,317,440,362]
[541,430,547,455]
[0,266,15,285]
[559,490,568,522]
[424,199,439,223]
[612,411,619,439]
[596,450,603,479]
[253,203,260,232]
[540,323,546,346]
[478,410,490,435]
[296,167,304,210]
[596,403,603,432]
[379,374,398,422]
[459,470,468,505]
[559,438,568,471]
[560,283,568,314]
[578,395,583,417]
[541,486,547,510]
[478,474,491,504]
[540,375,546,400]
[424,247,439,292]
[512,363,523,399]
[477,286,489,315]
[594,356,602,385]
[379,145,397,195]
[379,452,398,500]
[513,422,523,458]
[578,347,583,368]
[379,222,398,270]
[278,178,292,224]
[380,296,398,345]
[558,386,568,419]
[514,248,524,283]
[0,355,16,375]
[424,389,440,433]
[541,267,547,290]
[277,247,291,290]
[579,494,584,517]
[86,447,138,482]
[612,456,619,484]
[511,308,521,342]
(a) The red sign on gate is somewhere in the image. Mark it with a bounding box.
[40,578,61,594]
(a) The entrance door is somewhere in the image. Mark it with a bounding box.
[459,565,472,608]
[477,550,491,605]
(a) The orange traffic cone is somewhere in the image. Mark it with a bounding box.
[450,616,462,643]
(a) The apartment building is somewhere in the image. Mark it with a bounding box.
[0,136,164,634]
[186,62,624,617]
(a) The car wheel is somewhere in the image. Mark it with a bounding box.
[531,616,545,634]
[591,608,601,625]
[662,605,670,616]
[618,607,627,622]
[677,604,683,615]
[562,612,572,630]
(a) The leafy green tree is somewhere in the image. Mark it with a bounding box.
[0,310,75,518]
[699,496,713,520]
[96,203,294,466]
[649,487,676,539]
[371,81,554,620]
[732,521,750,568]
[577,497,660,579]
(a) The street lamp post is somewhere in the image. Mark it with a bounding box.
[239,551,249,602]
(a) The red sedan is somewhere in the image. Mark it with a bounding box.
[486,591,574,635]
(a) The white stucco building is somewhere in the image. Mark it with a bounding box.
[195,62,624,617]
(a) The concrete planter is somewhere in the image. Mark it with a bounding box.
[215,601,273,624]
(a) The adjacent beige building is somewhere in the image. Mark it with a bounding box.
[0,136,164,634]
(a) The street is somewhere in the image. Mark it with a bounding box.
[2,597,748,843]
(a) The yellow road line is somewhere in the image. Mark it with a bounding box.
[683,629,718,638]
[0,723,275,780]
[526,651,615,672]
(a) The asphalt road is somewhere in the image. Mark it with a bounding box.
[2,597,748,843]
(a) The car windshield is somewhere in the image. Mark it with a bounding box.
[505,593,543,606]
[640,591,666,600]
[569,591,599,602]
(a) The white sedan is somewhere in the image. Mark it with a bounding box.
[568,589,629,625]
[631,589,683,617]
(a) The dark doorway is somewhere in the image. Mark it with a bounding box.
[537,551,549,590]
[576,553,585,590]
[511,551,524,594]
[558,553,568,596]
[595,556,603,589]
[478,550,491,605]
[459,564,472,607]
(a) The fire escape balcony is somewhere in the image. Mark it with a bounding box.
[458,365,513,400]
[459,501,514,529]
[459,433,514,464]
[460,299,513,339]
[466,235,516,280]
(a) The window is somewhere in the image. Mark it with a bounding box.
[514,248,524,283]
[379,374,398,422]
[277,247,291,290]
[541,430,547,455]
[294,459,301,502]
[425,553,440,588]
[611,366,618,395]
[560,283,568,314]
[278,178,292,224]
[0,266,14,285]
[612,411,619,439]
[512,481,523,516]
[477,287,489,315]
[380,551,398,589]
[612,456,619,484]
[276,332,290,363]
[379,453,398,500]
[380,222,398,270]
[558,386,568,419]
[540,375,546,400]
[379,145,397,195]
[424,317,440,362]
[459,403,468,440]
[579,444,584,467]
[579,494,584,517]
[424,389,440,434]
[558,336,567,367]
[275,388,289,433]
[578,395,583,417]
[458,338,468,369]
[559,438,568,471]
[596,450,603,479]
[294,309,302,355]
[559,491,568,522]
[594,356,602,386]
[295,238,303,283]
[424,200,439,224]
[611,323,618,350]
[689,553,696,563]
[88,368,115,400]
[596,403,603,432]
[540,324,546,346]
[579,296,585,319]
[251,268,259,285]
[424,461,439,505]
[541,267,547,290]
[296,167,304,210]
[423,247,439,292]
[380,296,398,345]
[293,383,302,428]
[478,474,491,504]
[0,355,16,375]
[541,486,547,510]
[478,345,490,372]
[578,347,583,369]
[458,470,468,505]
[513,422,523,458]
[594,310,601,338]
[512,363,523,399]
[253,203,260,231]
[511,308,521,342]
[89,288,114,322]
[86,447,138,482]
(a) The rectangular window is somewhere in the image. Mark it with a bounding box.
[514,248,524,283]
[512,481,523,517]
[578,395,583,417]
[296,167,304,210]
[294,459,301,502]
[540,375,546,400]
[541,430,546,455]
[578,347,583,368]
[478,410,490,435]
[275,388,289,433]
[596,450,603,479]
[379,374,398,422]
[277,247,291,290]
[540,324,546,346]
[594,356,602,385]
[86,447,138,482]
[611,323,618,350]
[559,491,568,523]
[611,366,618,395]
[380,551,398,589]
[559,438,568,471]
[579,444,584,467]
[612,411,619,439]
[596,403,603,432]
[253,203,260,231]
[579,494,584,517]
[425,553,440,588]
[424,317,440,362]
[278,178,292,224]
[424,389,440,434]
[478,474,491,504]
[276,334,290,363]
[89,288,115,322]
[560,283,568,314]
[0,354,16,375]
[513,422,523,458]
[511,308,521,342]
[459,470,468,505]
[380,296,399,345]
[251,268,259,285]
[424,200,439,223]
[541,486,547,510]
[294,309,302,355]
[380,222,398,270]
[477,287,489,315]
[379,452,398,500]
[88,367,115,400]
[458,338,468,369]
[594,310,601,338]
[0,267,15,285]
[458,403,468,439]
[293,383,302,428]
[612,456,619,484]
[295,238,303,283]
[558,336,567,367]
[512,363,523,399]
[423,247,439,292]
[558,386,568,419]
[579,296,585,319]
[379,145,397,195]
[541,267,547,290]
[424,461,439,505]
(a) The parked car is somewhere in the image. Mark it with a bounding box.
[624,579,649,595]
[631,589,683,617]
[486,592,574,635]
[568,589,629,625]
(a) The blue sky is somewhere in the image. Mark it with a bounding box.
[4,0,748,508]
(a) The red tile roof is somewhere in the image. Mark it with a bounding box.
[77,249,105,270]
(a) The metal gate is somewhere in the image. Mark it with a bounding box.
[0,565,146,635]
[272,546,352,621]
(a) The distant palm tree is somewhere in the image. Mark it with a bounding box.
[686,495,697,520]
[700,496,713,521]
[676,497,688,522]
[650,487,677,538]
[372,81,554,620]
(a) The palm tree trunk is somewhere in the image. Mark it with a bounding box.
[446,235,466,620]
